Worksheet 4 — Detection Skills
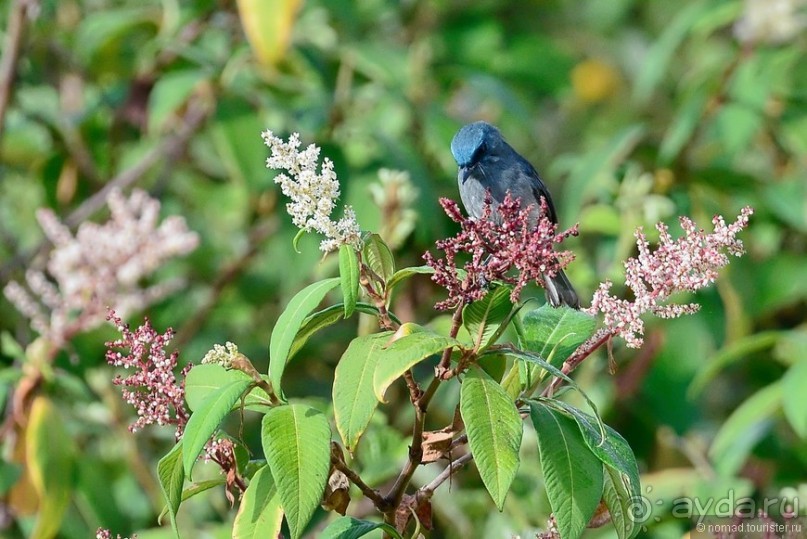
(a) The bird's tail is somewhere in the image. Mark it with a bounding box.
[543,269,580,309]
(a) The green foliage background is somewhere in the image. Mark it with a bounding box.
[1,0,806,537]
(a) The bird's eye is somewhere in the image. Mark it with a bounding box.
[471,142,486,163]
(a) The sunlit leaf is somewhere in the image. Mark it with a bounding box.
[373,327,461,401]
[183,379,252,478]
[27,397,74,539]
[333,332,393,452]
[157,443,184,539]
[233,465,283,539]
[236,0,302,65]
[339,244,360,318]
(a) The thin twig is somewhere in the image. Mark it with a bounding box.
[0,0,36,141]
[417,452,474,501]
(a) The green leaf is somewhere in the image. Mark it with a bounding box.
[561,124,646,220]
[269,278,340,395]
[0,461,21,496]
[148,69,207,133]
[0,331,25,361]
[362,234,395,286]
[548,399,641,538]
[463,285,515,351]
[289,302,386,361]
[27,397,74,539]
[210,97,270,188]
[530,401,603,539]
[518,305,596,391]
[262,404,331,539]
[333,332,393,452]
[158,478,229,523]
[233,465,283,539]
[339,244,360,318]
[320,516,403,539]
[185,364,273,412]
[386,265,435,292]
[520,305,596,366]
[603,464,638,539]
[782,359,807,437]
[182,379,252,478]
[554,404,639,484]
[157,443,184,539]
[709,382,782,476]
[373,325,461,401]
[460,367,523,510]
[478,353,507,382]
[495,348,598,415]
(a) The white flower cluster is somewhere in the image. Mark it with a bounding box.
[201,341,240,369]
[261,130,361,252]
[4,189,199,346]
[735,0,807,44]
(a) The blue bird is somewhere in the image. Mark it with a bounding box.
[450,121,580,308]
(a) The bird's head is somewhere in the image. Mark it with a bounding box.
[450,121,503,183]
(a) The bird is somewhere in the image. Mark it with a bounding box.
[450,121,580,309]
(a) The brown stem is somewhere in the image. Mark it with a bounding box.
[382,302,465,511]
[230,353,280,405]
[0,0,36,142]
[330,444,389,511]
[358,259,397,331]
[436,304,464,379]
[542,328,613,397]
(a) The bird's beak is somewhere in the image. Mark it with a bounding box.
[459,165,472,184]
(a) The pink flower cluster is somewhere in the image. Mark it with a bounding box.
[587,207,753,347]
[4,189,198,346]
[423,194,578,310]
[105,311,190,436]
[96,529,136,539]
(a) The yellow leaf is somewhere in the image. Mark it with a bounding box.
[27,396,74,539]
[236,0,303,66]
[571,59,621,104]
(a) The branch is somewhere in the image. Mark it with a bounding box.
[0,0,36,141]
[0,98,211,281]
[416,452,474,501]
[383,303,464,510]
[330,442,389,510]
[541,328,612,397]
[66,99,210,226]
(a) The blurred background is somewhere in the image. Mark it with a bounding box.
[1,0,806,537]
